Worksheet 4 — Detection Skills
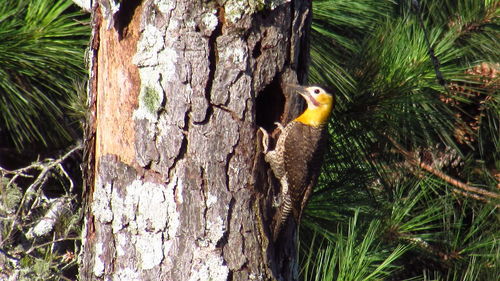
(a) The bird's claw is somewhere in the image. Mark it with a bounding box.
[272,195,282,208]
[274,122,285,132]
[259,127,270,153]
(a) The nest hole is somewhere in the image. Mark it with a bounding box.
[256,77,285,132]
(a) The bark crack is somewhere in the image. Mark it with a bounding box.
[212,103,243,122]
[206,7,223,96]
[199,165,209,238]
[218,196,235,249]
[225,129,240,193]
[167,112,190,181]
[107,179,118,278]
[286,0,295,67]
[196,7,224,125]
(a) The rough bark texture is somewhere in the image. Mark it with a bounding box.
[80,0,311,280]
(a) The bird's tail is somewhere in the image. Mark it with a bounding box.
[273,195,293,242]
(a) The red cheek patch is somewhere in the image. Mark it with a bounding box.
[308,94,320,107]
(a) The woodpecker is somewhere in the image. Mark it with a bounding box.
[260,85,334,241]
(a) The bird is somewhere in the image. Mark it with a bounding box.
[259,84,334,241]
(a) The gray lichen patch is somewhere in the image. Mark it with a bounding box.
[113,268,141,281]
[189,246,229,281]
[224,0,248,23]
[225,0,290,23]
[110,180,138,234]
[93,242,105,277]
[205,214,226,244]
[133,25,166,67]
[156,0,176,14]
[111,178,181,237]
[136,181,170,233]
[158,47,179,83]
[90,156,184,274]
[136,232,164,269]
[92,179,113,224]
[201,9,218,34]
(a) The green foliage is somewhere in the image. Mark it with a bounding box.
[0,0,89,149]
[301,212,408,281]
[17,249,77,281]
[304,0,499,279]
[0,177,23,214]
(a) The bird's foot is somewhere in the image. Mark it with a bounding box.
[272,194,282,208]
[274,122,285,132]
[259,127,270,153]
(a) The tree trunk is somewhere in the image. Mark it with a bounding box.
[80,0,311,280]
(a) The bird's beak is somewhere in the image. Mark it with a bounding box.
[286,84,319,107]
[286,84,308,99]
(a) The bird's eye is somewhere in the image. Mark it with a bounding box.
[314,89,320,94]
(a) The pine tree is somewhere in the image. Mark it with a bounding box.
[302,0,499,280]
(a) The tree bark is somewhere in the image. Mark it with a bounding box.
[80,0,311,280]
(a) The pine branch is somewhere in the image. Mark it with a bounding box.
[387,136,500,205]
[398,235,461,263]
[411,0,447,87]
[0,143,82,247]
[26,237,80,255]
[26,197,73,239]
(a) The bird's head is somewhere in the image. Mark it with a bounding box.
[289,85,334,127]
